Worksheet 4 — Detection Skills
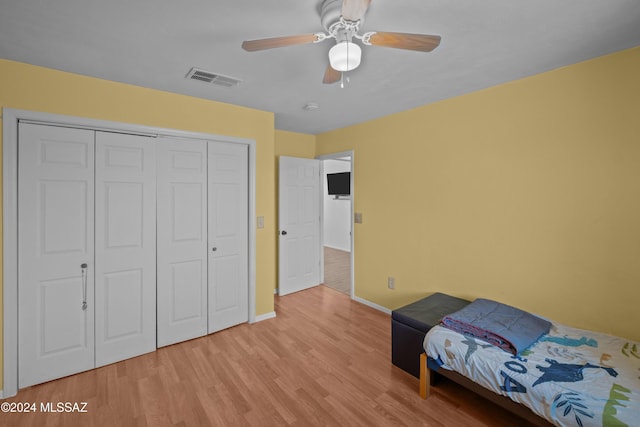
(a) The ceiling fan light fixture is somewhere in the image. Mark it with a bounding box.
[329,41,361,72]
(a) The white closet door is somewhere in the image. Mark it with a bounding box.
[208,141,249,333]
[18,123,96,388]
[157,138,208,347]
[94,132,156,366]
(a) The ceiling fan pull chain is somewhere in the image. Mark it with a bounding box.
[340,72,350,89]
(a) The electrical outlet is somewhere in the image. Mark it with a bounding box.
[388,276,395,289]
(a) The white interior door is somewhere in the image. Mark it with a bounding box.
[208,141,249,333]
[278,156,321,296]
[94,132,156,366]
[18,123,96,388]
[157,138,208,347]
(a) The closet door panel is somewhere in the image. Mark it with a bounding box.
[95,132,156,367]
[157,138,208,347]
[208,141,249,333]
[18,123,95,388]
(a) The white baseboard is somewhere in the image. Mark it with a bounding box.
[254,311,276,323]
[353,296,392,315]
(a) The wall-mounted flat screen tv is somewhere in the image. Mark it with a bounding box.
[327,172,350,196]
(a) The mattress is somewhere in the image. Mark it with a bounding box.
[424,323,640,427]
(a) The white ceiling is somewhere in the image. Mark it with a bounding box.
[1,0,640,135]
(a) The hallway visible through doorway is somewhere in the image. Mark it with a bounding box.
[323,246,350,295]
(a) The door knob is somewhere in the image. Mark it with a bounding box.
[281,230,287,235]
[212,247,217,251]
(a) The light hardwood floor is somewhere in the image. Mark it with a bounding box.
[1,286,536,426]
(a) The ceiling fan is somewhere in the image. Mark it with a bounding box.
[241,0,441,84]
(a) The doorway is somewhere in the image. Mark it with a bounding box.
[318,152,354,297]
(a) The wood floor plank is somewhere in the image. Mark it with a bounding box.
[2,285,539,426]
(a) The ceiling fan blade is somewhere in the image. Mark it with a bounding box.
[242,34,319,52]
[341,0,372,21]
[367,32,441,52]
[323,64,341,84]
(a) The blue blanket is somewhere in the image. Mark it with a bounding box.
[425,323,640,427]
[440,298,551,355]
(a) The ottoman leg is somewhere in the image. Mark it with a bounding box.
[419,353,431,399]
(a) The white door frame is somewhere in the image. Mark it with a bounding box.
[2,108,257,398]
[316,151,354,299]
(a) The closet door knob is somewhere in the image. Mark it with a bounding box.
[212,247,217,252]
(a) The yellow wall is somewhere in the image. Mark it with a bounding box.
[317,46,640,341]
[275,129,316,159]
[0,60,277,389]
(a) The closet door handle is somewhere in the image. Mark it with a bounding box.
[212,247,217,252]
[81,263,88,311]
[281,230,287,236]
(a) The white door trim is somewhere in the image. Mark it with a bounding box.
[316,151,355,299]
[2,108,257,398]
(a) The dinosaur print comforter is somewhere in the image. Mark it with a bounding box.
[424,323,640,427]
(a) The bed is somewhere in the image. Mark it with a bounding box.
[420,301,640,427]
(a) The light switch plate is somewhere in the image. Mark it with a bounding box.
[354,212,363,224]
[257,216,264,229]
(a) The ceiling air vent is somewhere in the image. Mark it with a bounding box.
[185,67,242,87]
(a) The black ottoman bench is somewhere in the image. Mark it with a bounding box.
[391,292,470,378]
